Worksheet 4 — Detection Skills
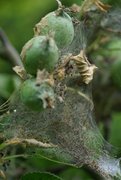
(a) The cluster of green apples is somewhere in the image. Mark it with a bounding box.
[20,1,75,111]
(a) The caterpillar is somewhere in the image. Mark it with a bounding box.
[70,50,97,84]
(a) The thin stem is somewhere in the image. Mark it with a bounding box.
[56,0,63,8]
[3,154,28,160]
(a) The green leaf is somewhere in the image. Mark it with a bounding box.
[27,154,62,170]
[21,172,63,180]
[106,0,121,7]
[0,74,21,99]
[109,113,121,148]
[111,58,121,89]
[59,167,93,180]
[34,148,75,167]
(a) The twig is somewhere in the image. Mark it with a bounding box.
[102,27,121,35]
[0,28,23,67]
[0,138,56,151]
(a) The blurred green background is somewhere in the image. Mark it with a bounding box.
[1,0,121,179]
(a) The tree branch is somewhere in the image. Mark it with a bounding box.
[0,28,23,67]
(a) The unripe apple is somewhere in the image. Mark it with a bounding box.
[20,79,55,111]
[21,36,59,76]
[34,11,74,49]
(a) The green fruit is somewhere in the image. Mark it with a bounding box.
[20,79,55,111]
[102,38,121,59]
[21,36,59,75]
[111,59,121,89]
[0,74,21,99]
[34,11,74,48]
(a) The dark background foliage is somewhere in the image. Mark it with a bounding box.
[0,0,121,179]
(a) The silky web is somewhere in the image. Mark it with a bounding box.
[101,8,121,33]
[0,20,121,179]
